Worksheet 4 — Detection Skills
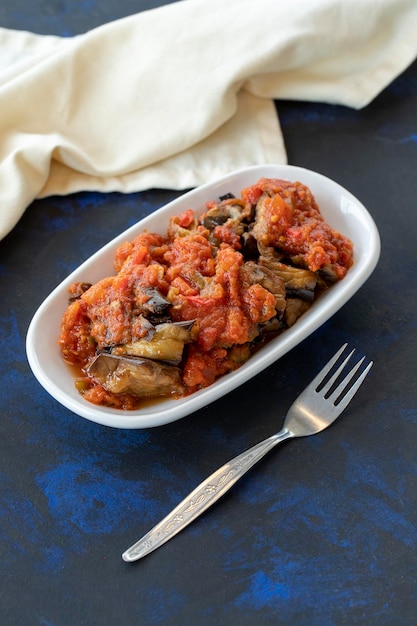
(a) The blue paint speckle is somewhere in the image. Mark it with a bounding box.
[235,570,291,609]
[0,472,66,573]
[399,134,417,144]
[36,458,161,538]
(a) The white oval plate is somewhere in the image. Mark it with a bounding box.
[26,164,380,429]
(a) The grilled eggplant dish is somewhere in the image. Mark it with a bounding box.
[59,178,354,410]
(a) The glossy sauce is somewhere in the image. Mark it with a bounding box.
[59,178,353,410]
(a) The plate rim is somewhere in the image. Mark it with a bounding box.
[26,163,381,428]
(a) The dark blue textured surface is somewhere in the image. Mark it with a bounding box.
[1,2,417,624]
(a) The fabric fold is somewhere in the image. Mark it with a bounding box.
[1,0,417,240]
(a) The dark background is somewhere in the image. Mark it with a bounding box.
[1,2,416,624]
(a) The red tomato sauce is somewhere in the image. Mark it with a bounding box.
[59,178,353,409]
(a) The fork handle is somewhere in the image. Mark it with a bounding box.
[122,428,292,562]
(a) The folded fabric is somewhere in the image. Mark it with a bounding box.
[1,0,416,241]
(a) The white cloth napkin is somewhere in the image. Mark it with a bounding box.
[1,0,416,241]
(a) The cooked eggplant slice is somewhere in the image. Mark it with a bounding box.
[258,316,283,336]
[68,282,93,302]
[241,261,287,317]
[141,287,171,315]
[289,256,338,287]
[318,264,341,285]
[132,314,155,340]
[259,256,317,302]
[86,353,185,397]
[218,192,236,201]
[241,230,259,259]
[200,200,249,242]
[284,298,311,328]
[201,202,243,230]
[112,320,196,364]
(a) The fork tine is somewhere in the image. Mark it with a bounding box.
[303,343,348,393]
[327,354,365,400]
[329,359,373,411]
[319,346,355,397]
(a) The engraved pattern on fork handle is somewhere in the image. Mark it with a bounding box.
[122,428,292,562]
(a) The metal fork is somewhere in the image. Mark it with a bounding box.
[122,343,372,562]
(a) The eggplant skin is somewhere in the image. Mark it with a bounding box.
[86,353,185,398]
[112,320,196,365]
[259,255,318,301]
